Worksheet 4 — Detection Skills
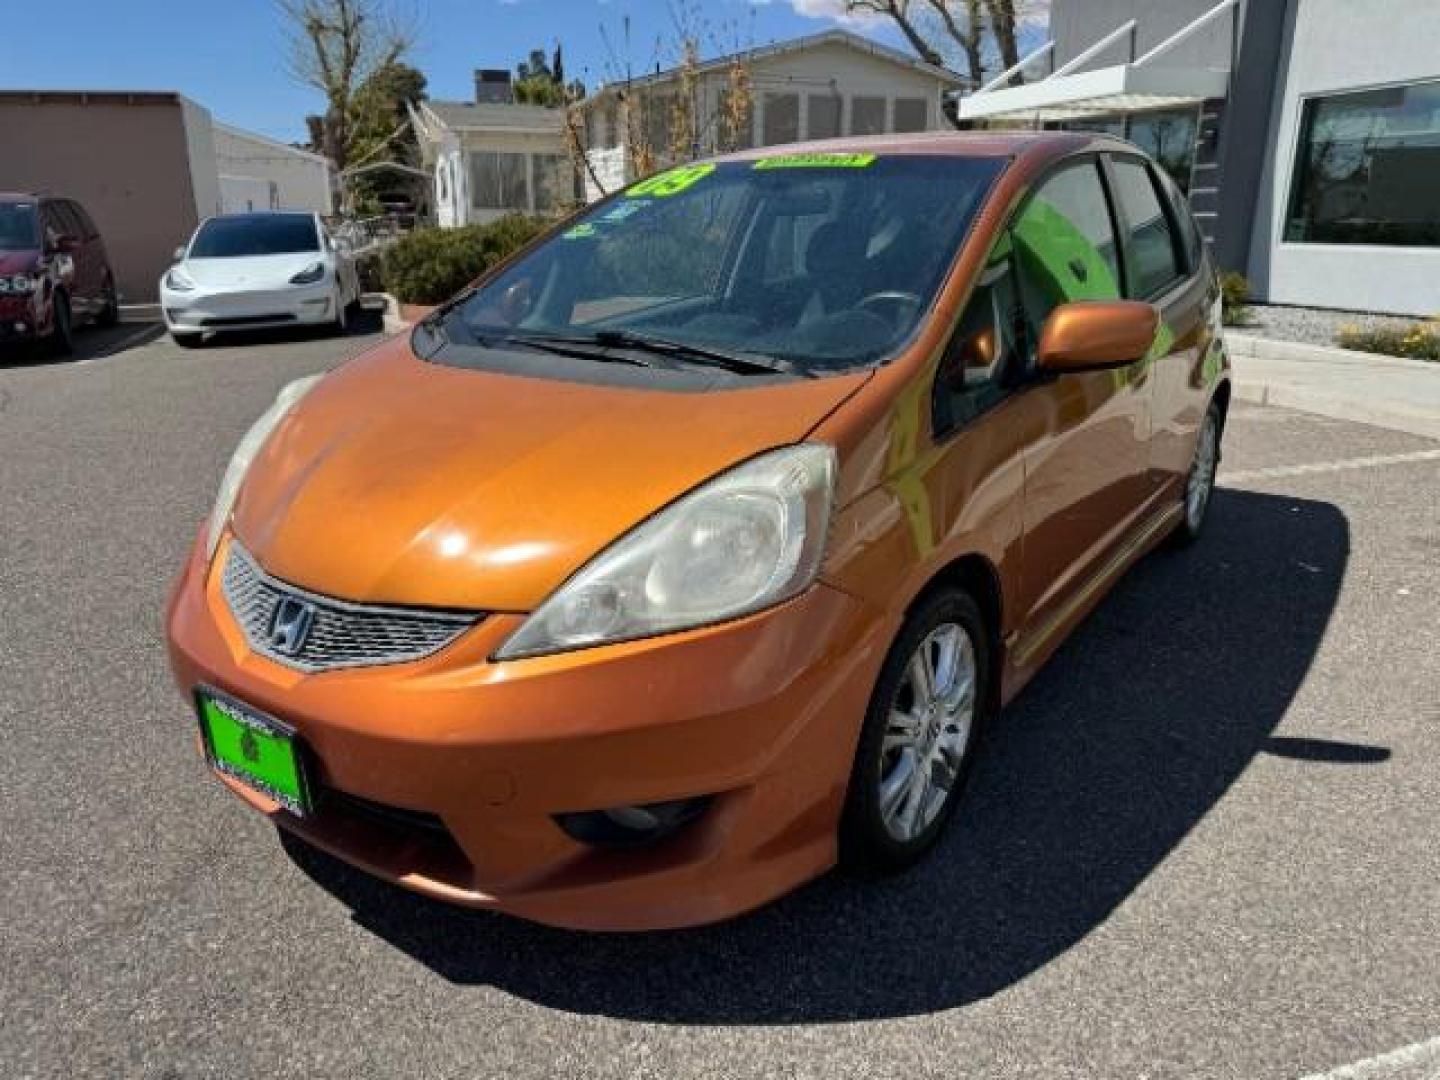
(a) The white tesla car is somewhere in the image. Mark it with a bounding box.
[160,212,360,346]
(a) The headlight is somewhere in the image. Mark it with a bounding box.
[289,261,326,285]
[165,267,196,292]
[205,375,324,560]
[496,444,836,660]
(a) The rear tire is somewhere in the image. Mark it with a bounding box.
[48,291,74,357]
[330,289,350,336]
[1171,400,1222,546]
[840,588,990,876]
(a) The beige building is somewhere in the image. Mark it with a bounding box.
[0,91,334,304]
[413,30,963,225]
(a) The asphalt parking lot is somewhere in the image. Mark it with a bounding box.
[2,324,1437,1079]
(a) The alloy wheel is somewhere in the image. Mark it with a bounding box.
[1186,410,1219,531]
[878,622,978,843]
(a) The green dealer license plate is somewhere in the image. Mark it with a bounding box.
[197,690,311,816]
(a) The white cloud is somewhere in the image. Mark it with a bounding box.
[782,0,887,27]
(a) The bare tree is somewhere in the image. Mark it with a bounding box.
[846,0,1031,90]
[279,0,416,172]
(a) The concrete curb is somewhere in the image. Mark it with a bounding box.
[363,293,409,336]
[1226,332,1440,440]
[1225,332,1436,370]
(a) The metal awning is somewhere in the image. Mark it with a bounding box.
[958,63,1229,123]
[957,0,1236,123]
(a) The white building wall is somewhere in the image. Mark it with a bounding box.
[1249,0,1440,315]
[178,97,221,221]
[212,123,334,215]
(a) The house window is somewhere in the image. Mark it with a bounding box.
[808,94,841,140]
[850,96,886,136]
[533,154,575,213]
[1285,79,1440,246]
[763,93,801,146]
[893,98,928,133]
[470,151,529,211]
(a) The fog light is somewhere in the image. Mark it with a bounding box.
[555,796,712,848]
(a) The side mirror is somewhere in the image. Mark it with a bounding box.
[1036,301,1159,374]
[52,234,81,254]
[173,246,187,262]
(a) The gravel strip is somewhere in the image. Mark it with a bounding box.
[1237,304,1422,348]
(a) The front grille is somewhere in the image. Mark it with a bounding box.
[221,542,480,672]
[200,314,296,327]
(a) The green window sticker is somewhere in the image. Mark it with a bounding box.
[562,222,598,240]
[753,152,877,170]
[626,164,715,198]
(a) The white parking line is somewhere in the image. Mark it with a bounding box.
[1297,1035,1440,1079]
[1224,448,1440,484]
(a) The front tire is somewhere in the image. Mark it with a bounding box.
[840,588,990,875]
[48,291,74,357]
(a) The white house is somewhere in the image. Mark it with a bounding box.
[412,29,964,226]
[578,29,964,198]
[212,122,334,215]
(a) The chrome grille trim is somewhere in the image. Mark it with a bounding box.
[220,542,480,672]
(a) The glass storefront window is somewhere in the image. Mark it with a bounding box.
[1056,108,1198,192]
[1285,79,1440,246]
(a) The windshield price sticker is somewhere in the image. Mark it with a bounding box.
[625,164,716,198]
[562,222,598,241]
[753,153,877,170]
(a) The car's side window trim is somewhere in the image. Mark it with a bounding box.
[1101,152,1190,301]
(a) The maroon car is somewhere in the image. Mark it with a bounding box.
[0,193,118,355]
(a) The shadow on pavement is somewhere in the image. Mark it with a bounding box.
[188,306,384,348]
[285,486,1363,1023]
[0,321,164,367]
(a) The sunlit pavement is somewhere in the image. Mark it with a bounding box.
[2,328,1436,1079]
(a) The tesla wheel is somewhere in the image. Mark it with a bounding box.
[171,331,203,348]
[1172,400,1221,546]
[97,274,119,327]
[840,587,989,875]
[48,291,74,357]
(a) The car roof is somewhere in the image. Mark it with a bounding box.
[0,192,44,204]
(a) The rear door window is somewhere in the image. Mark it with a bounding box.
[1110,158,1185,298]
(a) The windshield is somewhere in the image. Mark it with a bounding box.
[443,154,1005,375]
[189,214,319,258]
[0,203,39,250]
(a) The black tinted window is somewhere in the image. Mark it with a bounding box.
[67,201,98,239]
[1111,159,1183,298]
[0,203,38,249]
[1285,80,1440,245]
[190,215,319,257]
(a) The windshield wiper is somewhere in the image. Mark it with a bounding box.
[470,328,656,368]
[578,329,814,378]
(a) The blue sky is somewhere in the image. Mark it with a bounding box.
[0,0,928,144]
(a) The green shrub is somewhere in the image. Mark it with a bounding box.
[1335,320,1440,361]
[380,215,548,304]
[1219,271,1251,327]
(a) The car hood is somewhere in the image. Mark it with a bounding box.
[230,339,869,612]
[0,249,40,274]
[182,253,322,288]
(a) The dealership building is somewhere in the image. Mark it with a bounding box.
[960,0,1440,316]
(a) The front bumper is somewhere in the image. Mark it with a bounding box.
[0,294,41,341]
[162,281,334,333]
[166,532,893,930]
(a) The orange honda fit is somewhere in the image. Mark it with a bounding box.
[167,133,1230,930]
